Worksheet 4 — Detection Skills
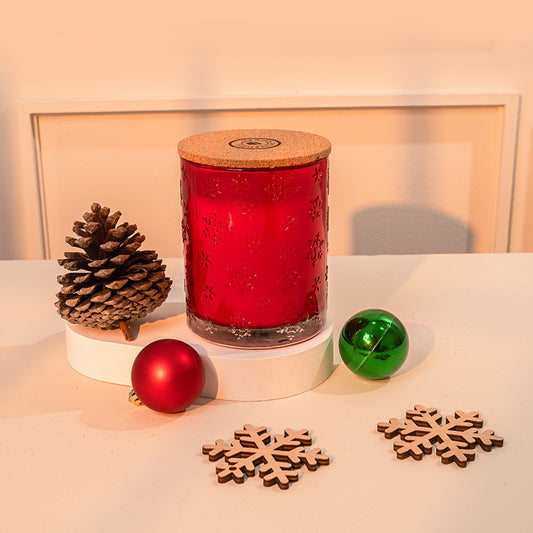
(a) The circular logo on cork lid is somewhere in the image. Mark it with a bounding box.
[229,138,281,149]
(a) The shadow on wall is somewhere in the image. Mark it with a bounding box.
[351,205,475,255]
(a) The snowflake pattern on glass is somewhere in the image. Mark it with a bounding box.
[279,245,296,261]
[226,264,258,295]
[280,302,301,324]
[204,174,222,200]
[203,285,215,301]
[181,205,191,244]
[228,326,252,339]
[242,234,267,255]
[238,202,256,219]
[199,250,212,268]
[275,323,305,341]
[180,162,188,185]
[306,232,325,267]
[312,166,323,184]
[231,174,249,193]
[308,196,323,221]
[203,319,216,335]
[312,275,322,293]
[201,213,225,247]
[229,314,253,328]
[264,172,300,201]
[256,297,274,314]
[283,216,298,232]
[278,268,302,290]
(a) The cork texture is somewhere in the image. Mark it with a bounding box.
[177,129,331,168]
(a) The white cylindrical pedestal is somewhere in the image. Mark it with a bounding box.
[65,303,334,401]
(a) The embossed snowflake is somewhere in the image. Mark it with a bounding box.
[308,196,323,221]
[203,284,215,301]
[242,233,266,254]
[231,174,249,193]
[306,232,325,267]
[202,424,330,490]
[199,250,211,268]
[204,175,222,200]
[229,312,251,325]
[228,326,252,339]
[279,245,296,261]
[283,215,298,232]
[312,166,323,184]
[226,264,257,294]
[276,324,305,341]
[203,319,216,335]
[264,172,300,201]
[201,213,225,246]
[256,297,274,314]
[181,219,190,245]
[377,405,504,468]
[280,302,300,324]
[278,268,302,290]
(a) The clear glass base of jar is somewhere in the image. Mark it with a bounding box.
[187,311,326,349]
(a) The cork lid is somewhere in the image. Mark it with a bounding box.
[178,129,331,169]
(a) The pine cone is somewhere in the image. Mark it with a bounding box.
[55,203,172,340]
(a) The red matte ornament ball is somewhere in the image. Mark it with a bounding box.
[131,339,205,413]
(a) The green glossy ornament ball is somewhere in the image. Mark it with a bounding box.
[339,309,409,379]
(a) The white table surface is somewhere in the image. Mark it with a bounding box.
[1,254,531,532]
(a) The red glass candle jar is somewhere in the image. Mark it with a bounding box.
[178,129,330,348]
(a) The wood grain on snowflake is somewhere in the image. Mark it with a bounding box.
[377,405,504,468]
[202,424,330,490]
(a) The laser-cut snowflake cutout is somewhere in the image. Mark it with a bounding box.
[202,424,330,490]
[377,405,504,468]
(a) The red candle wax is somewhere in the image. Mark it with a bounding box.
[178,129,330,348]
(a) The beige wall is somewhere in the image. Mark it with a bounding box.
[2,1,533,258]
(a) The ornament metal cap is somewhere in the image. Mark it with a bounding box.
[128,389,143,406]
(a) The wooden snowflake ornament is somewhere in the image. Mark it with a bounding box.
[377,405,504,467]
[202,424,330,490]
